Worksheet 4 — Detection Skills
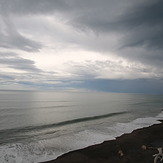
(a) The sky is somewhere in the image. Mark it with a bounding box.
[0,0,163,93]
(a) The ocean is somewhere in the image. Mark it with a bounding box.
[0,90,163,163]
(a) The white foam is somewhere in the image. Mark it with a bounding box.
[0,111,163,163]
[112,117,161,135]
[0,143,56,163]
[156,109,163,119]
[0,129,116,163]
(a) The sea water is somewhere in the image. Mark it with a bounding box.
[0,90,163,163]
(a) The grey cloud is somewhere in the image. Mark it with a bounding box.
[65,0,163,71]
[0,52,41,72]
[66,59,161,80]
[117,0,163,50]
[117,47,163,75]
[0,0,135,21]
[0,16,42,52]
[1,0,162,51]
[68,0,163,50]
[0,0,69,15]
[0,0,162,85]
[0,74,14,80]
[119,0,163,28]
[115,0,163,69]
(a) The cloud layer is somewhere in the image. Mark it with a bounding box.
[0,0,163,92]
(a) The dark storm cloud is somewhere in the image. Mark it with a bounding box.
[67,0,163,50]
[117,0,163,50]
[1,0,162,50]
[0,16,42,52]
[0,52,41,72]
[1,0,162,51]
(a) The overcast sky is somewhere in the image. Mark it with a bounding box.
[0,0,163,93]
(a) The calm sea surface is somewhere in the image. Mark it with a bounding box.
[0,91,163,163]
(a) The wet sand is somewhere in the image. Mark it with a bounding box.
[41,120,163,163]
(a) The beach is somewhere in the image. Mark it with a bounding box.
[42,121,163,163]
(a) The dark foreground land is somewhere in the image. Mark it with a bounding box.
[42,121,163,163]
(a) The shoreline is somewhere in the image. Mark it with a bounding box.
[41,120,163,163]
